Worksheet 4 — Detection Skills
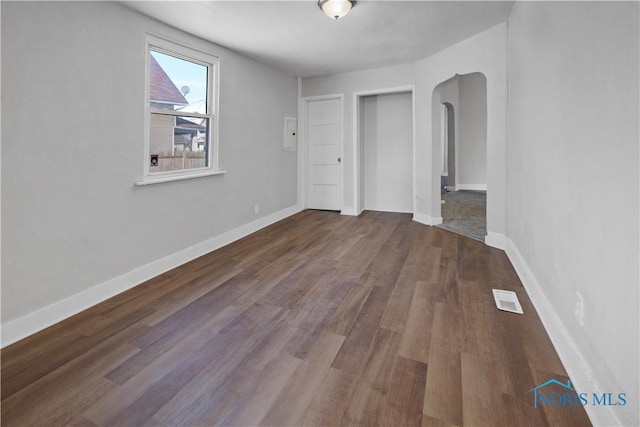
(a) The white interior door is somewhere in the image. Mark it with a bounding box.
[307,97,342,211]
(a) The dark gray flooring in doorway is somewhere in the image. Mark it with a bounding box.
[438,190,487,241]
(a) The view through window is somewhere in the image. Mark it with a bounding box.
[146,41,217,178]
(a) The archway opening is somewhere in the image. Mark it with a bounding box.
[432,72,487,241]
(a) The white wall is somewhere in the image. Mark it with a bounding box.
[303,64,416,215]
[1,1,298,344]
[507,2,639,425]
[302,23,507,235]
[362,92,413,213]
[457,73,487,189]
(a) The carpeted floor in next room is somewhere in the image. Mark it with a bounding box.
[438,190,487,241]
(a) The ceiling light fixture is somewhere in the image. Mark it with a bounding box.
[318,0,355,20]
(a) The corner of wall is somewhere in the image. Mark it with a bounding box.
[340,207,360,216]
[484,232,506,250]
[413,212,442,226]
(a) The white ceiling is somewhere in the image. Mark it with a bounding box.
[122,1,514,78]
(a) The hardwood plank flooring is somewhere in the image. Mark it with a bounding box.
[1,210,591,426]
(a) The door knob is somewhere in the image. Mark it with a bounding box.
[337,157,342,163]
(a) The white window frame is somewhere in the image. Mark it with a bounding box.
[137,35,224,186]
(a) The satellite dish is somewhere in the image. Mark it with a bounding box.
[181,85,190,96]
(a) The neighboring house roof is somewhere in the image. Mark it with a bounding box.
[175,117,206,130]
[174,117,206,142]
[149,54,188,106]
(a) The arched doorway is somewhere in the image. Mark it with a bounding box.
[432,73,487,241]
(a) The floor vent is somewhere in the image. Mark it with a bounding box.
[492,289,524,314]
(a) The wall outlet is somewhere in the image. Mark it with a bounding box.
[574,291,585,327]
[254,204,260,215]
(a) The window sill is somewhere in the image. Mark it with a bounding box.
[135,169,226,186]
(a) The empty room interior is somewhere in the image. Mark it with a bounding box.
[1,1,638,426]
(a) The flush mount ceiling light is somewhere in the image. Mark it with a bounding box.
[318,0,355,20]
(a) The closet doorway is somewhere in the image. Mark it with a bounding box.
[353,86,415,215]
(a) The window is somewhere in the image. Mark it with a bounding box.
[140,35,221,184]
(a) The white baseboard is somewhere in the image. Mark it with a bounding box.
[1,204,303,348]
[484,232,506,250]
[340,207,359,216]
[412,212,443,226]
[505,238,620,427]
[457,184,487,191]
[364,208,413,214]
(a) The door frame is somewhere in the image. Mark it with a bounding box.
[352,85,415,216]
[300,94,344,212]
[441,101,458,191]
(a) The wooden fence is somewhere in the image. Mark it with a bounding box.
[152,152,206,172]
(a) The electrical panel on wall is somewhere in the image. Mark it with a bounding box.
[283,117,297,151]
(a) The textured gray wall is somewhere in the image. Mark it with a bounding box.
[507,2,639,424]
[1,1,298,325]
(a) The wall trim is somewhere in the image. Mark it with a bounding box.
[413,212,443,226]
[296,77,305,210]
[1,204,303,348]
[505,238,620,427]
[340,207,359,216]
[365,208,413,214]
[456,183,487,191]
[485,231,506,250]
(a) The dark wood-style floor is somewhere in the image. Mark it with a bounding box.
[1,210,591,426]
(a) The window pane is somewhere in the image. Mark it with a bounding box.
[149,50,208,114]
[149,114,209,173]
